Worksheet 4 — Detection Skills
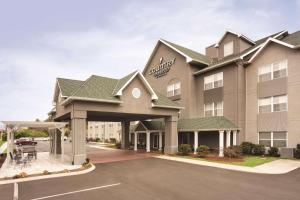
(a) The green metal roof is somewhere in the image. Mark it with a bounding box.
[56,72,181,109]
[130,116,238,132]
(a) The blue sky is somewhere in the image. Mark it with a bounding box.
[0,0,299,122]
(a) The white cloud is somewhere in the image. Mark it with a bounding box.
[0,0,298,121]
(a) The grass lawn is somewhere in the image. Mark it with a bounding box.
[175,155,279,167]
[103,143,118,149]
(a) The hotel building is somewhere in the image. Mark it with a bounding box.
[51,30,300,164]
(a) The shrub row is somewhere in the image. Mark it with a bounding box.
[295,144,300,159]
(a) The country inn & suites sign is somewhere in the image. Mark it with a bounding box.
[149,57,176,78]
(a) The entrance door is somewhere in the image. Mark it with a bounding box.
[153,134,159,149]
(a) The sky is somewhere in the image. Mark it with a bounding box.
[0,0,299,122]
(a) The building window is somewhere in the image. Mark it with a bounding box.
[204,102,214,117]
[259,132,287,147]
[258,60,287,82]
[167,82,181,97]
[258,95,287,113]
[204,72,223,90]
[204,101,223,117]
[224,41,233,57]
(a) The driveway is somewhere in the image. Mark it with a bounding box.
[2,157,299,200]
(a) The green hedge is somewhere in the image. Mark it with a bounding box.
[14,129,49,139]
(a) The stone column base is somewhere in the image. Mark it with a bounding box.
[164,145,178,154]
[73,154,86,165]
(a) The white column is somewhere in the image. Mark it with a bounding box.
[219,130,224,157]
[233,130,237,146]
[226,130,231,148]
[194,131,198,154]
[134,132,138,151]
[159,131,162,151]
[61,128,65,161]
[146,131,150,152]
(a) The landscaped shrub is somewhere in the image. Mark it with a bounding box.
[110,138,117,144]
[253,144,265,155]
[294,145,300,159]
[104,139,110,143]
[224,146,242,158]
[268,147,279,157]
[178,144,192,155]
[1,133,7,141]
[240,142,255,154]
[196,145,209,158]
[115,142,121,149]
[43,170,51,175]
[95,137,100,142]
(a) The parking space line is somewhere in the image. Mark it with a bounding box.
[13,183,18,200]
[30,183,121,200]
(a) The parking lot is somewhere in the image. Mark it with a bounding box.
[0,155,298,200]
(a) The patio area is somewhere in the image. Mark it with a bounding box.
[0,152,81,178]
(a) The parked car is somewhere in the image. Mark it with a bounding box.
[15,137,37,146]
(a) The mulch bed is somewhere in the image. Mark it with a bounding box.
[179,153,244,162]
[0,154,7,168]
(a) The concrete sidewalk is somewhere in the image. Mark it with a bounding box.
[156,155,300,174]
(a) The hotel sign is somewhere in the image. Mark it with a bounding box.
[149,57,176,78]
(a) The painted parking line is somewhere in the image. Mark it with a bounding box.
[30,183,121,200]
[13,183,18,200]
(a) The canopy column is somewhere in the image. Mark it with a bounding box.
[226,130,231,148]
[194,131,198,154]
[146,131,150,152]
[159,131,162,151]
[134,132,138,151]
[219,130,224,157]
[233,130,237,146]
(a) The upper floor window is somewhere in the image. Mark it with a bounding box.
[167,82,181,97]
[204,101,223,117]
[224,41,233,57]
[204,72,223,90]
[258,95,287,113]
[258,60,287,82]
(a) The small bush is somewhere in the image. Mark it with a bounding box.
[178,144,192,155]
[43,170,51,175]
[253,144,265,155]
[224,146,242,158]
[296,144,300,150]
[115,142,121,149]
[110,138,117,144]
[294,149,300,159]
[63,169,70,173]
[268,147,279,157]
[95,138,100,142]
[196,145,209,158]
[2,133,7,141]
[240,142,255,155]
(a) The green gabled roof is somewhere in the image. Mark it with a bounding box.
[178,116,238,131]
[57,78,84,96]
[152,91,182,108]
[112,71,138,95]
[161,39,211,65]
[57,71,181,109]
[130,116,238,132]
[71,75,120,102]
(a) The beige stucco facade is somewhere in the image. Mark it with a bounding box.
[51,30,300,163]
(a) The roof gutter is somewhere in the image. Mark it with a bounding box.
[60,96,122,106]
[151,104,185,110]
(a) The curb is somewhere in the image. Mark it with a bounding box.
[155,155,299,174]
[0,164,96,185]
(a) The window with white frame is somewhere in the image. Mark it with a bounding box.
[204,101,223,117]
[259,132,287,147]
[214,101,223,116]
[258,97,272,113]
[204,102,214,117]
[167,82,181,97]
[224,41,233,57]
[258,60,287,82]
[258,95,287,113]
[273,95,287,112]
[204,72,223,90]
